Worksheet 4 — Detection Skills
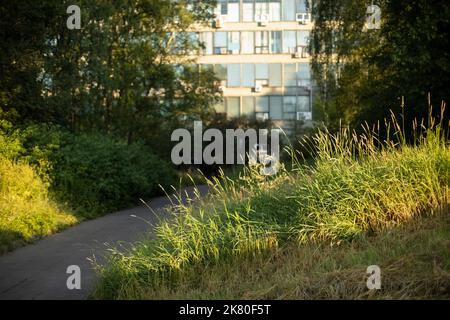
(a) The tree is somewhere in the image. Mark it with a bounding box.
[1,0,220,148]
[311,0,450,134]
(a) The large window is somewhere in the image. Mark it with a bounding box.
[283,0,310,21]
[215,1,228,15]
[227,64,241,87]
[214,32,227,54]
[214,64,228,85]
[255,31,269,54]
[297,63,311,87]
[296,0,310,13]
[200,32,213,55]
[270,96,283,120]
[283,31,297,54]
[242,64,255,87]
[269,64,282,86]
[269,1,281,21]
[256,96,269,112]
[243,0,254,22]
[241,32,254,54]
[255,63,269,86]
[283,96,297,113]
[227,97,241,119]
[297,96,310,111]
[255,0,269,20]
[297,30,309,47]
[228,32,240,54]
[270,31,282,53]
[284,63,297,87]
[242,97,255,116]
[227,0,240,22]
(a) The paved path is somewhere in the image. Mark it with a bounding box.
[0,185,208,300]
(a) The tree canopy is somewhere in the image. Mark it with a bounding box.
[311,0,450,133]
[1,0,219,146]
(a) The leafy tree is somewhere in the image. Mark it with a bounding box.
[1,0,220,147]
[311,0,450,134]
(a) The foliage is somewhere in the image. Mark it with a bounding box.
[311,0,450,133]
[12,125,177,218]
[53,133,177,218]
[0,158,77,254]
[0,0,219,144]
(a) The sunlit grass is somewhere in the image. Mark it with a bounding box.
[0,159,77,254]
[93,104,450,300]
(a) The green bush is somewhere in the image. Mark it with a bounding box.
[4,124,177,218]
[53,134,177,217]
[0,158,77,253]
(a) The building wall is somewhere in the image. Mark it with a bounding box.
[194,0,314,131]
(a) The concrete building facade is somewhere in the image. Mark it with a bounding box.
[195,0,314,132]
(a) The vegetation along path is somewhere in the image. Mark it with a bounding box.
[0,186,209,300]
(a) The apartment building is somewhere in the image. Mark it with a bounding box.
[195,0,314,132]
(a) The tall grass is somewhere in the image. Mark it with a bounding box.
[93,105,450,299]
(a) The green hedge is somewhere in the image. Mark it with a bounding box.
[10,124,177,218]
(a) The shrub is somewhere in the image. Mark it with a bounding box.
[13,124,177,218]
[0,159,77,253]
[53,134,177,218]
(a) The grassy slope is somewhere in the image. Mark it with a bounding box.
[102,212,450,300]
[93,115,450,300]
[0,159,77,254]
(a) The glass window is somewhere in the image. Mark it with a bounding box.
[242,97,255,116]
[283,0,296,21]
[256,97,269,112]
[242,64,255,87]
[227,97,240,119]
[241,32,254,54]
[284,63,297,86]
[297,30,310,47]
[297,63,311,87]
[227,64,241,87]
[243,0,254,22]
[296,0,309,13]
[298,96,310,111]
[255,63,269,80]
[255,31,269,54]
[214,64,228,81]
[228,32,240,54]
[255,1,269,19]
[269,64,282,87]
[269,1,281,21]
[200,32,213,55]
[283,31,297,53]
[270,96,283,120]
[270,31,282,53]
[214,32,227,49]
[228,1,240,22]
[215,1,228,15]
[283,96,297,112]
